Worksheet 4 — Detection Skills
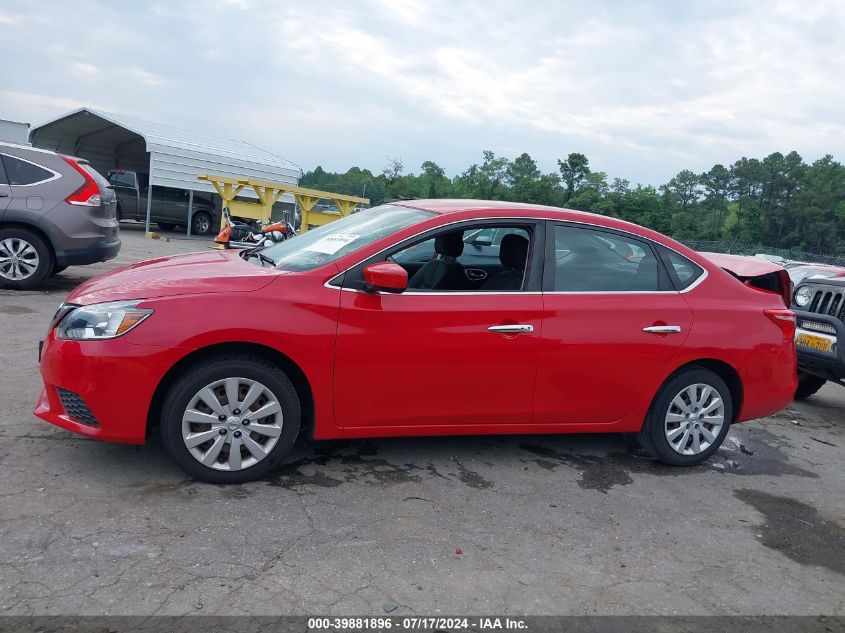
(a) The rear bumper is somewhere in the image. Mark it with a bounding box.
[55,237,121,267]
[734,339,797,423]
[793,310,845,380]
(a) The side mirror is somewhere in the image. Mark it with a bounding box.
[468,235,493,247]
[363,262,408,293]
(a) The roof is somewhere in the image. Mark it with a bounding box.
[394,197,645,230]
[390,198,719,264]
[394,198,569,214]
[0,139,54,154]
[28,108,302,198]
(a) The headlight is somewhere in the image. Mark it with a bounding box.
[56,300,153,340]
[794,285,813,307]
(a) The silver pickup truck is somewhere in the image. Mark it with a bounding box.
[107,169,217,235]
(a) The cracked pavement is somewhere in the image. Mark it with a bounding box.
[1,223,843,615]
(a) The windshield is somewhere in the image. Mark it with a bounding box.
[259,204,433,271]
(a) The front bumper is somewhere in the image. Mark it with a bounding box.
[793,310,845,381]
[34,332,188,443]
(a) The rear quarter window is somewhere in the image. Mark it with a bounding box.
[657,245,705,290]
[0,153,56,186]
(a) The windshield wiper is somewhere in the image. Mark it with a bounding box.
[242,247,276,268]
[255,252,276,268]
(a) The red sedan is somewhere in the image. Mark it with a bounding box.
[35,200,797,483]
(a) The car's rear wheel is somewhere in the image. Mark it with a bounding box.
[191,211,212,235]
[795,371,826,400]
[160,354,301,483]
[638,368,732,466]
[0,228,54,290]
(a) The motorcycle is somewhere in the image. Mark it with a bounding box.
[215,207,297,248]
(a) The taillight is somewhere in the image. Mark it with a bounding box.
[764,309,796,340]
[62,157,101,207]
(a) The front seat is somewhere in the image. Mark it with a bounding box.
[408,232,466,290]
[480,234,529,290]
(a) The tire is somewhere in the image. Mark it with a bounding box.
[191,211,212,236]
[0,228,54,290]
[160,354,301,484]
[51,265,68,276]
[638,368,733,466]
[157,222,176,231]
[795,372,826,400]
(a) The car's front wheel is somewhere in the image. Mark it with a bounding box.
[191,211,212,235]
[638,368,732,466]
[160,354,301,483]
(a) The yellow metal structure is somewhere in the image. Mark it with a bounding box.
[197,174,369,233]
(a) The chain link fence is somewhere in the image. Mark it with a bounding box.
[680,239,845,267]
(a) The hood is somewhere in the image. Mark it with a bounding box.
[67,249,279,305]
[700,252,791,306]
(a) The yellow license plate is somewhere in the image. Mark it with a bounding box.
[796,333,833,352]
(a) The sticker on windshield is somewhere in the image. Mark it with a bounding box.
[307,234,360,254]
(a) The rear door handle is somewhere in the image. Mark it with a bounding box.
[643,325,682,334]
[488,324,534,334]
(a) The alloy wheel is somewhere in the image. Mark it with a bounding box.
[181,377,283,471]
[194,214,210,234]
[0,238,40,281]
[664,383,725,455]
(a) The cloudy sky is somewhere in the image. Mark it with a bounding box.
[1,0,843,184]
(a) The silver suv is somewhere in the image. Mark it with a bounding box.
[0,141,120,289]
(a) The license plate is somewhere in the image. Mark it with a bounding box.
[796,332,833,352]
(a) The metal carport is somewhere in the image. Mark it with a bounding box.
[28,107,302,235]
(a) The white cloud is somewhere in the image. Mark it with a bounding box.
[0,0,842,184]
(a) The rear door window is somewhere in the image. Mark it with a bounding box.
[551,224,662,291]
[0,154,57,186]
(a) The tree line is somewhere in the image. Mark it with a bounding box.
[301,150,845,255]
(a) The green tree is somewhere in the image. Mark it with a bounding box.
[701,164,731,238]
[506,153,542,202]
[419,160,450,198]
[558,152,590,202]
[300,147,845,257]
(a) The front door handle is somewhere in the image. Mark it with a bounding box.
[643,325,682,334]
[488,324,534,334]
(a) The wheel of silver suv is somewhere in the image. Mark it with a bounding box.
[0,236,40,281]
[0,228,54,290]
